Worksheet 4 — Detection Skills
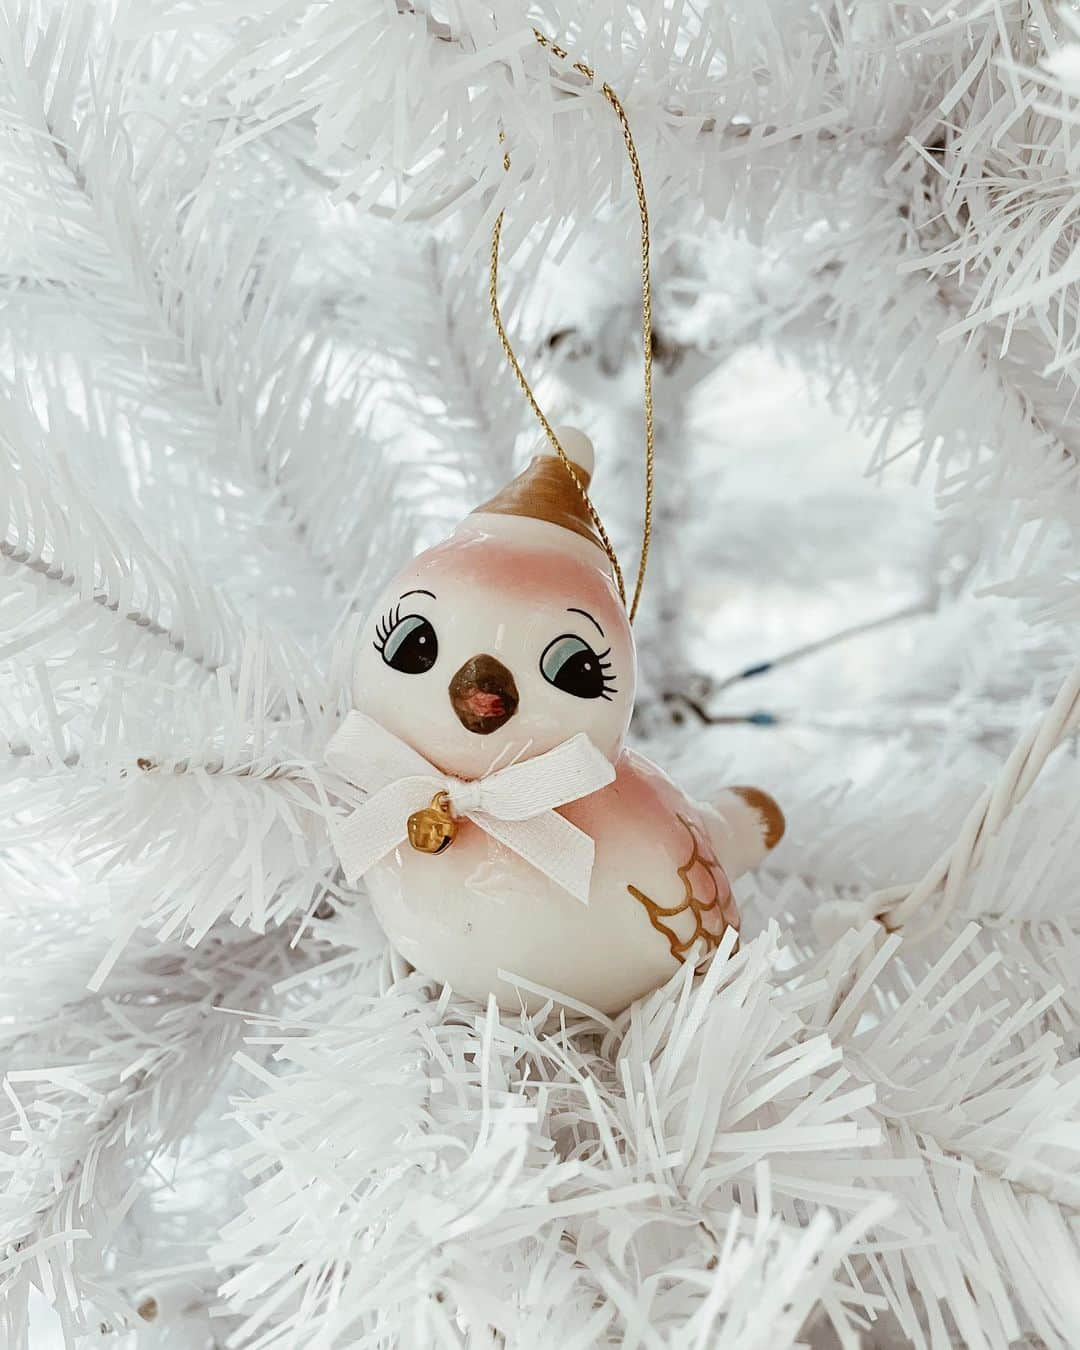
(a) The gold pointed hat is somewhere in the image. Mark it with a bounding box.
[472,427,603,550]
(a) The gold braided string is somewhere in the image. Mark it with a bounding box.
[489,28,654,623]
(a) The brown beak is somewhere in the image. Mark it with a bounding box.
[448,654,519,735]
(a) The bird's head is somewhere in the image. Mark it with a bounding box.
[352,431,635,780]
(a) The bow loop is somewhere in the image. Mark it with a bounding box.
[476,733,615,820]
[324,712,615,904]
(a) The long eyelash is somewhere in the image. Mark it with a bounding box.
[598,655,617,699]
[373,601,402,653]
[592,646,618,699]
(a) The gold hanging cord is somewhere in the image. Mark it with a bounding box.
[489,28,654,623]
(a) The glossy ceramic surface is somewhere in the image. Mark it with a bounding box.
[350,504,766,1015]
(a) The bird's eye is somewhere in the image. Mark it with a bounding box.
[540,634,615,700]
[375,611,438,674]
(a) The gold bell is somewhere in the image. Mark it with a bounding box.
[407,791,457,855]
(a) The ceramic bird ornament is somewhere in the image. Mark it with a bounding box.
[326,429,784,1015]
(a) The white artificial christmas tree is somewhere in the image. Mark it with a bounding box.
[2,2,1079,1347]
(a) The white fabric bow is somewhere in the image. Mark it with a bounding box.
[324,711,616,904]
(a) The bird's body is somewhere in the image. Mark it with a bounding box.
[366,748,772,1015]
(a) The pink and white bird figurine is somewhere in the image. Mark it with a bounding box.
[326,429,784,1015]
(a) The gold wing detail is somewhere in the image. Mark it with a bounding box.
[627,814,731,961]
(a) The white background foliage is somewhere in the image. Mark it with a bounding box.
[2,1,1079,1347]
